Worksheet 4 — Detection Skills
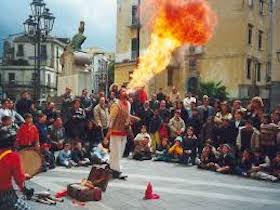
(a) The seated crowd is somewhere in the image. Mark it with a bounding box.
[0,86,279,182]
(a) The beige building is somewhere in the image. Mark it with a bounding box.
[271,0,280,109]
[115,0,273,100]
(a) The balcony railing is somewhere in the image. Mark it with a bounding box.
[1,80,56,89]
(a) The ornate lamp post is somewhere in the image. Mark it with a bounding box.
[23,0,55,99]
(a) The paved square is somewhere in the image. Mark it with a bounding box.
[27,159,280,210]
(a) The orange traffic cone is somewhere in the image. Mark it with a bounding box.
[143,182,160,200]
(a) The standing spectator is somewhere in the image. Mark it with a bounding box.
[42,102,58,125]
[156,88,166,102]
[136,86,148,105]
[259,115,279,159]
[64,99,86,142]
[199,117,215,151]
[197,95,215,124]
[232,100,247,115]
[149,109,162,152]
[8,100,24,126]
[138,101,154,130]
[149,94,160,110]
[165,95,173,110]
[60,87,73,123]
[176,101,189,124]
[0,99,12,121]
[35,114,50,145]
[214,101,233,126]
[16,114,40,150]
[94,96,109,137]
[183,92,196,110]
[236,120,260,152]
[186,108,201,137]
[168,110,186,140]
[15,91,34,117]
[271,108,280,126]
[246,96,264,130]
[159,100,171,121]
[80,89,93,119]
[169,86,180,105]
[48,117,66,151]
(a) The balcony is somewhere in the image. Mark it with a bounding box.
[1,80,56,89]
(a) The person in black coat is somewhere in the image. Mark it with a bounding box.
[182,127,198,165]
[15,91,34,117]
[71,142,90,166]
[215,144,236,174]
[213,118,236,147]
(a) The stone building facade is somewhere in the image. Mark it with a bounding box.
[115,0,274,100]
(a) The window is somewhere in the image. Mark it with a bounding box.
[131,38,139,60]
[259,0,264,14]
[189,57,197,70]
[8,73,15,82]
[32,73,36,81]
[248,24,253,45]
[47,74,51,86]
[167,68,173,86]
[17,44,24,56]
[247,58,252,79]
[258,30,263,50]
[40,45,47,59]
[257,63,261,82]
[132,5,138,25]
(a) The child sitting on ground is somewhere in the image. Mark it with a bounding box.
[269,151,280,179]
[182,127,198,165]
[198,145,217,170]
[153,138,171,162]
[91,137,110,164]
[250,149,278,182]
[41,143,55,171]
[71,142,91,167]
[215,144,236,174]
[168,136,184,162]
[133,126,152,161]
[58,143,75,168]
[234,149,253,177]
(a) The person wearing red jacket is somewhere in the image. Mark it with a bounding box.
[0,124,32,210]
[16,114,40,150]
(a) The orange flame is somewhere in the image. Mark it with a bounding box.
[128,0,217,90]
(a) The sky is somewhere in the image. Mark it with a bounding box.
[0,0,117,52]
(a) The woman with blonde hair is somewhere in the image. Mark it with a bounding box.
[247,96,264,130]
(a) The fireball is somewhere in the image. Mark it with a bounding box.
[127,0,217,90]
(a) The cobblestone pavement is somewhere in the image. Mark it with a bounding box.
[25,159,280,210]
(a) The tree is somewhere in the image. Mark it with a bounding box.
[198,81,229,100]
[108,61,115,86]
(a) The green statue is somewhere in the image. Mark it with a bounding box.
[68,21,86,51]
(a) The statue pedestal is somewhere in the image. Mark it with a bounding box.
[59,50,92,95]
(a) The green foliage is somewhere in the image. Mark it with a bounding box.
[108,61,115,85]
[198,81,229,100]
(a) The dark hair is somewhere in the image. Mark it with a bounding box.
[1,99,10,105]
[38,113,47,119]
[1,116,12,123]
[245,119,253,125]
[23,113,33,120]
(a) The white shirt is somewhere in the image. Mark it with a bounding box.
[183,97,196,109]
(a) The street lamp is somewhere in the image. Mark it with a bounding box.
[23,0,55,99]
[276,49,280,62]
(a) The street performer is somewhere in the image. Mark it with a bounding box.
[107,87,139,179]
[0,126,33,210]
